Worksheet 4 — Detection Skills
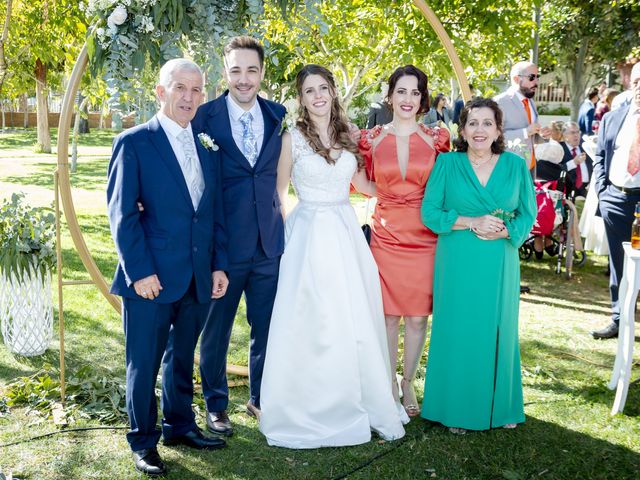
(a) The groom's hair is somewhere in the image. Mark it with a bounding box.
[223,36,265,68]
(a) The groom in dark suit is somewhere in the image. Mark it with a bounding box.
[193,36,286,436]
[591,62,640,340]
[107,59,228,476]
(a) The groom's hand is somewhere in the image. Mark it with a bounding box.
[212,270,229,299]
[133,274,162,299]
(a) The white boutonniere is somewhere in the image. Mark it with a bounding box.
[198,132,219,151]
[279,111,296,136]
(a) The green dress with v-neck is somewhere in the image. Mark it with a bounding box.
[420,151,536,430]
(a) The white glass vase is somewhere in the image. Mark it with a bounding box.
[0,261,53,357]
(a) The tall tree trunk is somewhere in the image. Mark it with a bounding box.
[567,40,591,121]
[530,2,541,64]
[21,92,27,128]
[98,102,105,129]
[35,58,51,153]
[0,0,12,97]
[71,96,89,172]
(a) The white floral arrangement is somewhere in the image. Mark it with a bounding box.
[80,0,264,110]
[0,193,56,282]
[198,133,219,151]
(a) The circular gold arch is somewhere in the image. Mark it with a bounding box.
[56,0,470,369]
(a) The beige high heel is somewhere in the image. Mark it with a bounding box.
[400,377,420,417]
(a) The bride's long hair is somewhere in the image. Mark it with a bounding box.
[295,64,363,168]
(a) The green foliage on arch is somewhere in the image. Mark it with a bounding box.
[82,0,264,110]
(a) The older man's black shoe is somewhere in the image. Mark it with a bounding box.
[591,322,619,339]
[206,410,233,436]
[163,428,227,450]
[132,448,167,477]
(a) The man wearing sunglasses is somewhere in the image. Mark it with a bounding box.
[495,61,551,179]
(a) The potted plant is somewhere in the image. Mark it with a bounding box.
[0,193,56,356]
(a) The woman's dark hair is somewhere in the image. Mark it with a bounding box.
[295,64,363,168]
[453,97,506,154]
[432,93,446,110]
[385,65,430,115]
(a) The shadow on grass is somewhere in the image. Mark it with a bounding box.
[520,295,611,316]
[400,416,640,480]
[3,158,109,192]
[521,337,640,414]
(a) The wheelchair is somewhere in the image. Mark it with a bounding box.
[519,175,587,279]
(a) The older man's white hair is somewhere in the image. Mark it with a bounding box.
[158,58,203,87]
[510,61,536,84]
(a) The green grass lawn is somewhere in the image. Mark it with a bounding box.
[0,128,638,479]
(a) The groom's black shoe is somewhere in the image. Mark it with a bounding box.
[163,428,227,450]
[132,447,167,477]
[206,410,233,437]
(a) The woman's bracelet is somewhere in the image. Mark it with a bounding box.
[468,220,475,232]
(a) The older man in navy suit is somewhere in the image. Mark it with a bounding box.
[592,63,640,339]
[107,58,228,476]
[192,36,286,436]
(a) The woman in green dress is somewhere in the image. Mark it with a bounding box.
[420,97,536,433]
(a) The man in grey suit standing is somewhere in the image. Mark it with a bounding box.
[495,61,551,179]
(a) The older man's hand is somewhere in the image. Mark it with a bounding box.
[133,274,162,300]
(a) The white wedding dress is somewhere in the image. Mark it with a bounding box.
[259,128,408,449]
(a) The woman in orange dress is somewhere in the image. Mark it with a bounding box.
[359,65,449,417]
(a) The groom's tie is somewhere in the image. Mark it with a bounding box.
[240,111,258,167]
[177,129,205,209]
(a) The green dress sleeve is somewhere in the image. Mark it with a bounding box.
[421,153,459,234]
[504,153,537,247]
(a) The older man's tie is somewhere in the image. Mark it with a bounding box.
[177,129,205,209]
[627,116,640,176]
[572,147,583,189]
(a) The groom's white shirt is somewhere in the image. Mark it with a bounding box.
[226,93,264,158]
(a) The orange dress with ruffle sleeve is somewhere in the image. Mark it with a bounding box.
[359,125,450,316]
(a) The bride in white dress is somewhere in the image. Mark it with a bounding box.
[259,64,409,449]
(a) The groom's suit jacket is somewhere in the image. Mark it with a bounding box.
[193,92,286,263]
[107,115,227,304]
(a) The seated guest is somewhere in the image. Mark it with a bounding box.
[561,121,593,198]
[549,120,564,142]
[535,136,565,182]
[578,87,599,135]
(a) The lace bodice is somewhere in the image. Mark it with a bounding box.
[290,128,356,203]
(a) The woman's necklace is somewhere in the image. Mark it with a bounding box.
[468,151,494,168]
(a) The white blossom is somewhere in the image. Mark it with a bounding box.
[108,5,128,26]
